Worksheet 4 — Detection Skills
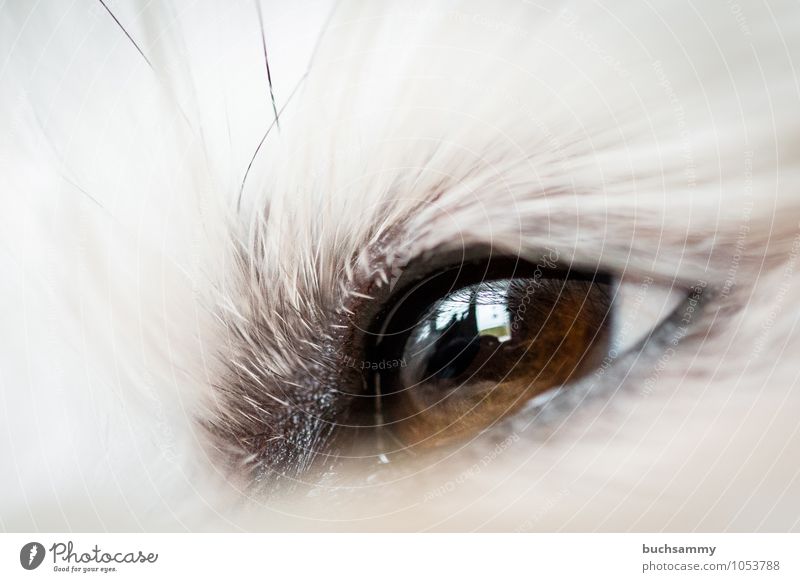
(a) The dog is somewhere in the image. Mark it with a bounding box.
[1,0,799,531]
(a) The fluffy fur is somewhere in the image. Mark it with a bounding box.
[1,0,799,531]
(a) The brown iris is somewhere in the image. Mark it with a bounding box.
[367,260,612,449]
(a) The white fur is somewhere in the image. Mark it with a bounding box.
[1,0,799,531]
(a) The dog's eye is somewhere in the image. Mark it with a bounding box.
[364,254,684,450]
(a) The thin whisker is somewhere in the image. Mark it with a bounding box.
[236,1,343,212]
[236,75,306,212]
[97,0,153,70]
[255,0,280,131]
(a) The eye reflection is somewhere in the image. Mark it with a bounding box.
[402,281,514,384]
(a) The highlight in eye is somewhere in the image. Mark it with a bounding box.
[365,258,613,449]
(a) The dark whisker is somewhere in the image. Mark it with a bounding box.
[255,1,280,131]
[237,1,342,213]
[97,0,154,71]
[237,76,306,212]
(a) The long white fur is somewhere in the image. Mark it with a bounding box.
[1,0,799,530]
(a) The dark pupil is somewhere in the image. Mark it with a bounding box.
[407,281,517,384]
[424,324,481,380]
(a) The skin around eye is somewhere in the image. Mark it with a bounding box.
[369,271,613,450]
